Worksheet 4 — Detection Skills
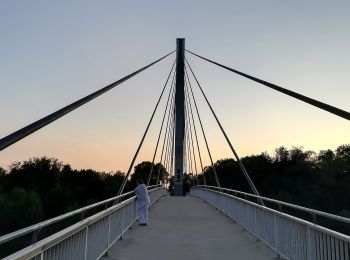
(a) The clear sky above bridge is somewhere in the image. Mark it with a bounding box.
[0,1,349,173]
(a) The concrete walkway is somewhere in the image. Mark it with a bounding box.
[102,196,276,260]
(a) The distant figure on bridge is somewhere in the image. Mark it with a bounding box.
[135,179,150,226]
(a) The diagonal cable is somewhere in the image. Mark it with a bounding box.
[185,101,196,185]
[165,96,175,185]
[157,86,175,184]
[117,59,175,196]
[185,58,264,205]
[184,67,221,188]
[0,51,175,151]
[147,64,176,186]
[184,77,207,185]
[185,81,200,185]
[186,49,350,122]
[156,72,176,184]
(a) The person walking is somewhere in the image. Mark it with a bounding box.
[134,179,150,226]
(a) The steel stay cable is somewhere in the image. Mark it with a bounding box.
[185,102,191,178]
[185,59,264,205]
[185,81,200,185]
[163,109,174,184]
[165,93,176,177]
[186,103,197,185]
[156,76,176,185]
[184,66,221,188]
[184,76,207,185]
[183,101,188,175]
[163,107,174,181]
[156,76,176,184]
[167,97,176,182]
[147,63,176,186]
[169,103,176,179]
[117,60,175,196]
[0,50,175,151]
[162,95,175,184]
[184,86,195,185]
[186,49,350,122]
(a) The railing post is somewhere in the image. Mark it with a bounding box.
[80,210,87,221]
[311,213,317,224]
[31,228,41,244]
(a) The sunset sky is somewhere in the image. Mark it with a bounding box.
[0,1,349,173]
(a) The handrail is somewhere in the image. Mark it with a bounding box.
[192,186,350,242]
[4,186,167,260]
[191,186,350,259]
[0,185,161,245]
[197,185,350,225]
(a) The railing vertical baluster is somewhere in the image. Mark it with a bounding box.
[121,204,125,240]
[191,186,350,260]
[274,213,278,256]
[106,213,111,256]
[307,227,312,260]
[254,206,257,234]
[339,240,344,260]
[84,226,89,260]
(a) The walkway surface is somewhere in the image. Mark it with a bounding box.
[102,196,276,260]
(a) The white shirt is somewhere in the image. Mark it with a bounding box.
[134,184,150,208]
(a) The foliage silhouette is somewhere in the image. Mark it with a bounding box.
[0,144,349,237]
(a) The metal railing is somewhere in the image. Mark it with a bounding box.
[2,186,167,260]
[191,186,350,260]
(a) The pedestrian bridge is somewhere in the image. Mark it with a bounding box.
[1,39,350,259]
[2,186,350,260]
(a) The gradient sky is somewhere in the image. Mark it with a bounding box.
[1,1,349,173]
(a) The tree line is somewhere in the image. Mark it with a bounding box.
[0,144,349,236]
[199,144,350,218]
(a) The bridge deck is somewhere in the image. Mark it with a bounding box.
[102,196,276,260]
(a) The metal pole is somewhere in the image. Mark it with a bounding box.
[174,38,185,196]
